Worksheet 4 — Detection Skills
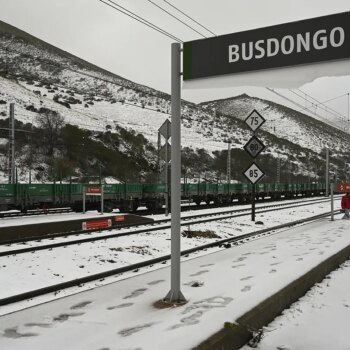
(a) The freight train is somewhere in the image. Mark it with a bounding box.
[0,181,326,213]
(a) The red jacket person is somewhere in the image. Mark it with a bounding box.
[341,192,350,219]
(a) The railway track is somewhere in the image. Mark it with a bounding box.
[0,207,72,218]
[0,196,339,257]
[0,209,340,307]
[0,193,333,219]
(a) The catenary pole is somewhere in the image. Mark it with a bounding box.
[8,103,15,184]
[165,124,169,216]
[164,42,186,304]
[325,149,329,197]
[330,178,334,221]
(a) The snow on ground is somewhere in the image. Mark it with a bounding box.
[240,260,350,350]
[0,206,349,350]
[0,197,337,303]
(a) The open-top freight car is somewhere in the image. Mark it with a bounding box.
[0,183,144,213]
[0,181,326,213]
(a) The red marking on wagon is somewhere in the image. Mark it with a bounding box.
[336,182,350,193]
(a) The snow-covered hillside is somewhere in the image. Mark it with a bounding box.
[200,94,350,154]
[0,19,349,182]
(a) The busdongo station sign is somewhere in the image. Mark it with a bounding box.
[183,11,350,81]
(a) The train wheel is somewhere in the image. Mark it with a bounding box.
[131,202,139,212]
[103,203,114,213]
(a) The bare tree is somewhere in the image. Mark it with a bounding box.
[36,109,65,157]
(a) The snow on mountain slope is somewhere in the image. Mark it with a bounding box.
[0,19,349,182]
[200,94,350,154]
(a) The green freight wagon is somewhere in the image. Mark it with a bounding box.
[143,183,165,211]
[0,184,16,211]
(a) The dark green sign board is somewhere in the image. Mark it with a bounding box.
[183,12,350,81]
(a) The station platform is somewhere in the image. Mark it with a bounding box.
[0,212,154,242]
[0,217,349,349]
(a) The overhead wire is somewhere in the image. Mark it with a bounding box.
[99,0,183,43]
[289,90,343,119]
[162,0,216,36]
[265,88,350,147]
[7,8,345,152]
[145,0,207,38]
[266,87,347,124]
[319,92,349,105]
[295,88,346,121]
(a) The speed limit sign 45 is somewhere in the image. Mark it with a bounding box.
[243,162,265,184]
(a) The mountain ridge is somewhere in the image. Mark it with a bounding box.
[0,20,349,183]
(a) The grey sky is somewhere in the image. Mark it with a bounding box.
[0,0,349,120]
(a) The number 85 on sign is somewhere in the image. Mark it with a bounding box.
[243,163,265,184]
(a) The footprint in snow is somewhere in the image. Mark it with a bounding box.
[241,285,252,292]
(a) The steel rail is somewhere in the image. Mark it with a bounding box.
[0,208,72,218]
[0,199,340,258]
[0,196,337,247]
[0,210,338,307]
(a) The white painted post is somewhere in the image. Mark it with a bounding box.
[164,42,186,304]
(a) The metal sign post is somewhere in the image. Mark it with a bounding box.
[83,186,103,215]
[243,163,265,221]
[243,110,266,221]
[159,119,171,216]
[164,43,186,304]
[252,184,256,221]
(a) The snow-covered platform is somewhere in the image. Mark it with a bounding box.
[0,217,349,350]
[0,212,153,242]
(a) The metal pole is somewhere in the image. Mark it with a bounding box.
[165,125,169,216]
[252,183,256,221]
[8,103,15,184]
[83,188,86,214]
[308,154,311,184]
[164,42,186,304]
[227,141,231,193]
[325,149,329,197]
[157,132,161,181]
[330,180,334,221]
[101,185,104,215]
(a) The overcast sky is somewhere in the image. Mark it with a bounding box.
[0,0,349,121]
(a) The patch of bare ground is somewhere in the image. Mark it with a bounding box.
[182,230,221,239]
